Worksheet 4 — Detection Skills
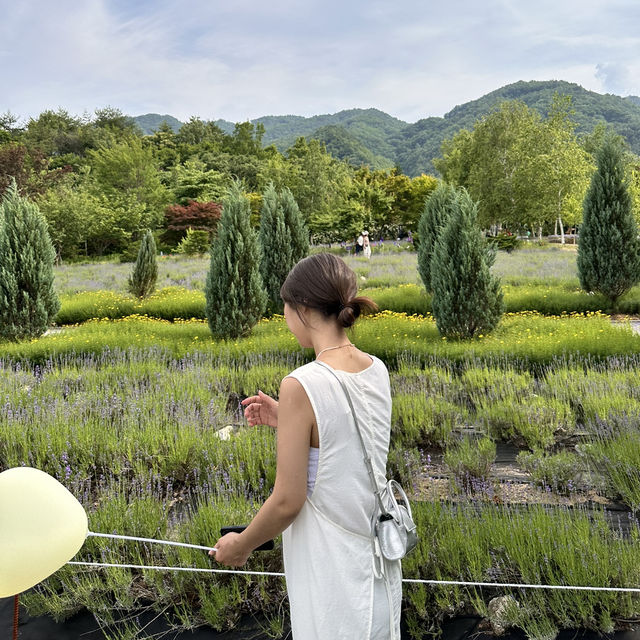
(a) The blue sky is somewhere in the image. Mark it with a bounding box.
[2,0,639,124]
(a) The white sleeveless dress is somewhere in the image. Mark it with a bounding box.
[283,355,402,639]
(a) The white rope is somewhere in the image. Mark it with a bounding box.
[87,531,217,553]
[68,561,283,577]
[67,560,640,593]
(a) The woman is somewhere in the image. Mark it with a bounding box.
[363,230,372,259]
[210,253,402,639]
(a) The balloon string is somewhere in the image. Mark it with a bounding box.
[69,560,283,577]
[68,561,640,593]
[87,531,216,553]
[12,594,18,640]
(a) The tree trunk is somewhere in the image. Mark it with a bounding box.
[558,217,565,244]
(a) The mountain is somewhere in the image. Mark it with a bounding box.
[311,125,395,170]
[393,80,640,175]
[134,114,183,134]
[132,81,640,176]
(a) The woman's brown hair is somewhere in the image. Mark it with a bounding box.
[280,253,378,328]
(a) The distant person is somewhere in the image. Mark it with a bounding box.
[355,232,364,255]
[363,231,371,259]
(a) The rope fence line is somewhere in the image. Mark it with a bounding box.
[67,560,640,593]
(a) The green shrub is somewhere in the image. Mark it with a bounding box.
[486,232,522,253]
[392,393,467,446]
[578,136,640,306]
[444,436,496,491]
[0,180,60,340]
[127,229,158,298]
[582,430,640,509]
[175,228,211,255]
[387,444,422,488]
[517,449,581,494]
[417,182,456,294]
[476,395,574,449]
[280,186,308,264]
[431,188,503,339]
[205,183,266,338]
[259,183,291,315]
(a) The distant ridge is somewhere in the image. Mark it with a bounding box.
[133,80,640,176]
[134,113,183,134]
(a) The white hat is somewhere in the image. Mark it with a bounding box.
[363,231,369,236]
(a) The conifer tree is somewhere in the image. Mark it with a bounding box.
[259,184,292,315]
[206,183,266,338]
[128,229,158,298]
[431,188,503,339]
[279,187,309,264]
[577,137,640,306]
[417,182,457,293]
[0,180,60,340]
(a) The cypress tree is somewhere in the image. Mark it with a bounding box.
[431,188,503,339]
[259,184,292,315]
[577,137,640,306]
[206,183,266,338]
[417,182,457,293]
[0,180,60,340]
[128,230,158,298]
[279,187,309,265]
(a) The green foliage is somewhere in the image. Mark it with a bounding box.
[279,186,309,264]
[0,180,60,340]
[310,124,394,170]
[486,232,522,252]
[582,429,640,510]
[127,230,158,298]
[169,158,228,204]
[175,228,211,256]
[517,449,581,494]
[444,436,496,491]
[435,97,594,232]
[430,189,504,338]
[403,79,640,175]
[88,137,169,228]
[205,183,266,338]
[417,182,457,293]
[259,184,292,315]
[578,136,640,305]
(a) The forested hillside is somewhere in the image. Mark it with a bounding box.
[134,80,640,176]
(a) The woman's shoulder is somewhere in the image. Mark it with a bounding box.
[284,361,318,383]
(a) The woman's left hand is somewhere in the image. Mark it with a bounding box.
[209,533,252,567]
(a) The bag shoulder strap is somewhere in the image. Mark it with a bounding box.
[313,360,388,516]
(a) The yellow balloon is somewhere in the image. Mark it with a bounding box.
[0,467,88,597]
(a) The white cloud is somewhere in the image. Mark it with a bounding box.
[2,0,640,125]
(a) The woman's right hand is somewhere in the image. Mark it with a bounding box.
[241,391,279,428]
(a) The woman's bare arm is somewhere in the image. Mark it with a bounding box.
[212,377,314,566]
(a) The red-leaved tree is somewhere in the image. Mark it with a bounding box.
[0,143,71,197]
[163,200,222,245]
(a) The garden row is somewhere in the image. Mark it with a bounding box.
[54,283,640,325]
[3,314,640,639]
[4,340,640,501]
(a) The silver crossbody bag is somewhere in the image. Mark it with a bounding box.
[315,361,418,561]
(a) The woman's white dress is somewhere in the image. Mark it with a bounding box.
[282,355,402,639]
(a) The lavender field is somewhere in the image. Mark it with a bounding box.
[5,245,640,639]
[52,244,580,295]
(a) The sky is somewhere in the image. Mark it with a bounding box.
[2,0,640,125]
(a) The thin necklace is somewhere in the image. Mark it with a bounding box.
[315,342,354,359]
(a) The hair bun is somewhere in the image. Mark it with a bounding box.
[337,301,359,328]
